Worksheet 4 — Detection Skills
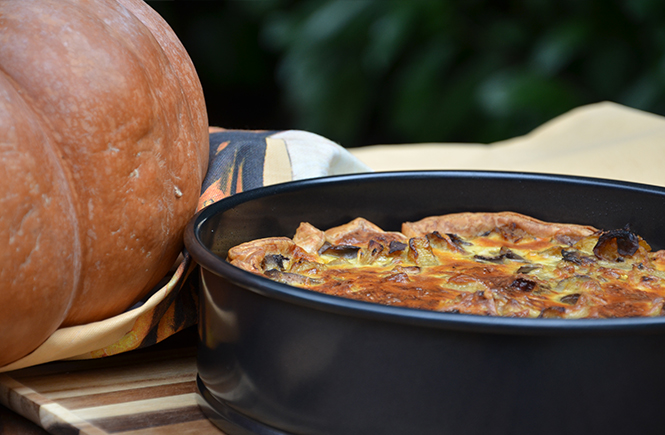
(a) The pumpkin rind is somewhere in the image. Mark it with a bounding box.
[0,0,208,366]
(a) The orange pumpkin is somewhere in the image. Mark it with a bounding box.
[0,0,208,366]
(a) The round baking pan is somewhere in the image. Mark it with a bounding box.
[185,171,665,435]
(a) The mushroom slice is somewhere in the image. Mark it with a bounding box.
[516,264,541,274]
[427,231,468,254]
[408,237,439,267]
[261,254,290,271]
[593,227,642,262]
[560,293,581,305]
[554,275,601,294]
[448,233,472,247]
[264,269,320,286]
[319,243,361,260]
[509,277,537,292]
[388,240,408,254]
[539,306,567,318]
[561,249,596,266]
[475,247,526,264]
[228,237,306,274]
[359,239,385,265]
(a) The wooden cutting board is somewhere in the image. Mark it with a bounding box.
[0,327,225,434]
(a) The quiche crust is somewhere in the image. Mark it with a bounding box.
[403,211,597,242]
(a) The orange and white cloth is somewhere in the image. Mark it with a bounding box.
[2,101,664,372]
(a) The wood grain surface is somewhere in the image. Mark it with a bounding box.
[0,327,225,434]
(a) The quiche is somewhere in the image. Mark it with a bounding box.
[227,212,665,319]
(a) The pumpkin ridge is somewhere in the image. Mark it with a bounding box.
[0,72,82,366]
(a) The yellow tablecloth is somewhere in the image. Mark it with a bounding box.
[351,101,665,187]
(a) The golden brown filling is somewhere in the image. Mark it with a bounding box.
[227,213,665,319]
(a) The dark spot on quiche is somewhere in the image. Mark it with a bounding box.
[388,240,407,254]
[262,254,289,271]
[475,247,526,264]
[408,237,439,266]
[593,226,640,261]
[516,264,540,274]
[561,249,596,266]
[360,240,385,265]
[447,233,471,246]
[264,269,320,286]
[539,306,566,318]
[560,293,581,305]
[509,277,537,292]
[320,244,361,259]
[427,231,469,253]
[368,240,384,256]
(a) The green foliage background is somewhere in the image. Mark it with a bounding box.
[148,0,665,147]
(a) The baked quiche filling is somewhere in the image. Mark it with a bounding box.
[227,212,665,319]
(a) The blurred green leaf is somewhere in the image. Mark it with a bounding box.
[299,0,373,45]
[619,70,664,110]
[364,4,415,75]
[622,0,665,22]
[477,67,582,141]
[582,38,637,96]
[531,20,590,76]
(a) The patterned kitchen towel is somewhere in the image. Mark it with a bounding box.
[0,129,371,372]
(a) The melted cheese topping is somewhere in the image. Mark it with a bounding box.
[227,215,665,319]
